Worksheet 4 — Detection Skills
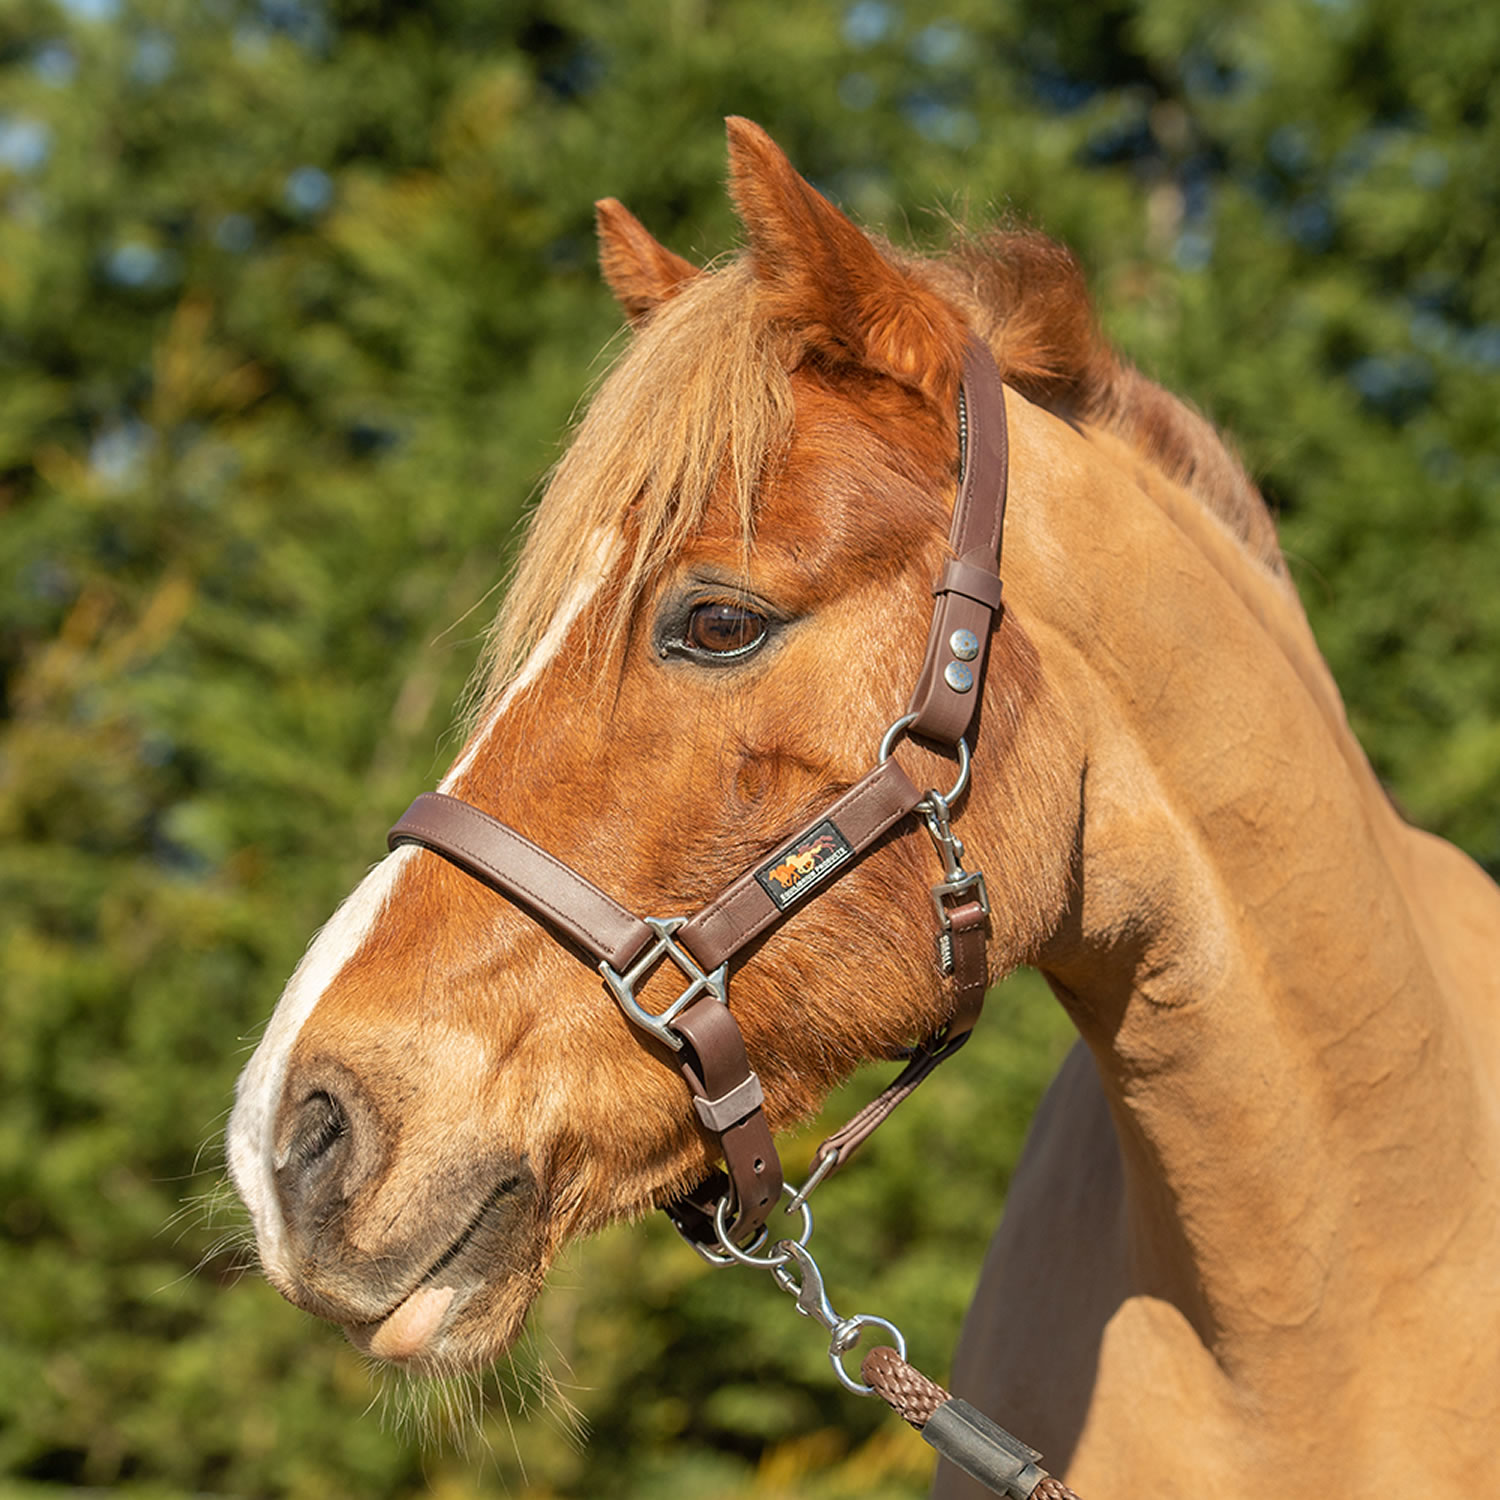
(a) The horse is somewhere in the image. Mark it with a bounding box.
[226,119,1500,1497]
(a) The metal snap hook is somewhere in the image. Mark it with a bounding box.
[771,1241,908,1395]
[784,1145,840,1214]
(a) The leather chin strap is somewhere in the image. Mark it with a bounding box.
[388,335,1010,1251]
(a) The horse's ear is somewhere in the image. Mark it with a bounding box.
[595,198,702,326]
[725,117,963,407]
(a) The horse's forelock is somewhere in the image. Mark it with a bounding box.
[475,260,798,714]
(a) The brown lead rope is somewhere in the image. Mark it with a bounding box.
[861,1346,1083,1500]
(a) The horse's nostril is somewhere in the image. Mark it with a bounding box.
[291,1091,348,1168]
[275,1089,359,1234]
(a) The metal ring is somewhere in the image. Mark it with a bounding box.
[687,1233,748,1268]
[828,1314,908,1396]
[877,712,919,764]
[877,714,971,806]
[712,1187,814,1269]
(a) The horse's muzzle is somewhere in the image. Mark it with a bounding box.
[267,1055,540,1350]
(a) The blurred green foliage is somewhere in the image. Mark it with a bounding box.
[0,0,1495,1495]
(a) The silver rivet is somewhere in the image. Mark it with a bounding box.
[944,660,974,693]
[949,629,980,662]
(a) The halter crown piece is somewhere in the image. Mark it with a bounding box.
[388,335,1008,1247]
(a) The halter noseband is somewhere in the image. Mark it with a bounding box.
[387,335,1010,1256]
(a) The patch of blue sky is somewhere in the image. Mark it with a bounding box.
[844,0,894,50]
[132,33,175,86]
[284,165,333,215]
[911,21,966,67]
[34,42,77,86]
[89,420,157,490]
[56,0,120,21]
[0,118,50,173]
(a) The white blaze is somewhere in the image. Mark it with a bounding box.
[226,528,621,1278]
[440,531,623,792]
[225,845,418,1281]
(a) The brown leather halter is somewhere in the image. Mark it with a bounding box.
[388,335,1010,1256]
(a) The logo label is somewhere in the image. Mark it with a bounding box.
[754,820,853,911]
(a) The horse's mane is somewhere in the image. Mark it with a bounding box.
[478,229,1285,708]
[926,230,1286,582]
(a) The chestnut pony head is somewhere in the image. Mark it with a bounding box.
[227,120,1086,1370]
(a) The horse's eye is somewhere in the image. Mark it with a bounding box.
[684,601,767,657]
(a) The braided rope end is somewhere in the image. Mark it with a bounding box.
[1031,1479,1082,1500]
[861,1343,951,1427]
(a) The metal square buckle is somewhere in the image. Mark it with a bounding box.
[930,870,989,931]
[932,872,989,976]
[599,916,730,1051]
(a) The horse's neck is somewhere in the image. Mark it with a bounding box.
[1003,397,1500,1359]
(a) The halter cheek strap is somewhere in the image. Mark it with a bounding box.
[388,335,1009,1251]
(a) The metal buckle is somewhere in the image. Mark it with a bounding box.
[598,916,729,1052]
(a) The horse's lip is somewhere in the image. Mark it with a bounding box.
[347,1283,459,1362]
[343,1173,522,1358]
[411,1171,524,1293]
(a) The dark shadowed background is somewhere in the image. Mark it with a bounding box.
[2,0,1496,1495]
